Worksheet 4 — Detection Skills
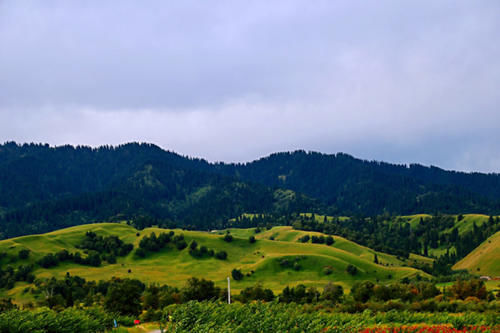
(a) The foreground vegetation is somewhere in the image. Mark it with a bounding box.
[0,307,127,333]
[162,302,500,332]
[2,301,499,333]
[1,271,499,332]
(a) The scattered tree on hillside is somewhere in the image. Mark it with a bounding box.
[346,264,358,276]
[231,269,244,281]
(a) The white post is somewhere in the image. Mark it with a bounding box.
[227,277,231,304]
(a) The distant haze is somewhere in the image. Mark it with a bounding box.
[1,1,499,172]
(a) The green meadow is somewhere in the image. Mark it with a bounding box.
[453,230,500,277]
[0,223,425,305]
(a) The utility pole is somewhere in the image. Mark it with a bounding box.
[227,277,231,304]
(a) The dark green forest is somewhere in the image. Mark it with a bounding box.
[0,142,499,238]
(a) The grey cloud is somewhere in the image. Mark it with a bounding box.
[0,1,499,172]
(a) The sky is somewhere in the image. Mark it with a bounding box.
[1,1,500,173]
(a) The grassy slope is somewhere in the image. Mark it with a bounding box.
[396,214,496,258]
[453,231,500,277]
[0,223,425,304]
[398,214,432,228]
[398,214,491,233]
[432,214,495,258]
[447,214,490,233]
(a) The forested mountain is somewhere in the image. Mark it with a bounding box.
[0,142,499,238]
[217,151,500,215]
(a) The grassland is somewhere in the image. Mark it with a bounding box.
[395,214,498,259]
[446,214,491,233]
[0,223,426,305]
[397,214,493,233]
[397,214,433,228]
[453,231,500,277]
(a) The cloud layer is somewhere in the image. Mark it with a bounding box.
[1,1,499,172]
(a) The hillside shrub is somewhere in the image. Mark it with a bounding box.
[321,282,344,303]
[104,278,145,316]
[237,283,274,302]
[311,235,325,244]
[176,240,187,250]
[215,250,227,260]
[223,233,233,242]
[299,235,310,243]
[78,231,133,257]
[231,268,244,281]
[135,248,146,258]
[346,264,358,275]
[181,277,221,302]
[18,249,30,260]
[139,232,172,252]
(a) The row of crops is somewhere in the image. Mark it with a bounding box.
[163,301,500,332]
[0,307,133,333]
[1,301,499,332]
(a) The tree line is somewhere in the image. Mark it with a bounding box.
[4,273,498,320]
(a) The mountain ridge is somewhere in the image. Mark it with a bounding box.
[0,141,499,238]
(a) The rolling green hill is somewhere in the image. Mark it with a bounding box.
[453,231,500,277]
[0,223,427,305]
[447,214,491,233]
[390,214,499,259]
[397,214,491,234]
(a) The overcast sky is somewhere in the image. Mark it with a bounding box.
[1,1,499,172]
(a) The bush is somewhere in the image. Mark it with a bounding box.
[85,252,102,267]
[18,249,30,260]
[181,277,221,302]
[223,234,233,242]
[231,269,244,281]
[311,235,325,244]
[238,283,275,302]
[351,281,375,302]
[104,278,145,316]
[215,251,227,260]
[450,279,488,300]
[135,248,146,258]
[249,236,256,243]
[38,253,59,268]
[325,236,334,246]
[0,298,17,312]
[279,259,290,267]
[346,264,358,276]
[176,240,188,250]
[299,235,310,243]
[78,231,133,257]
[321,282,343,303]
[106,254,117,264]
